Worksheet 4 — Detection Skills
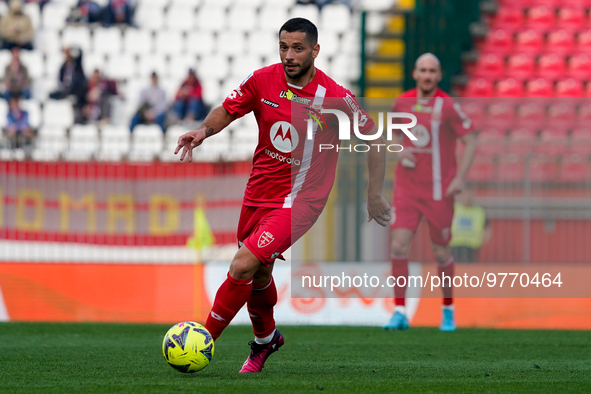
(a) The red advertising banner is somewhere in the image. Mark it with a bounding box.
[0,161,251,246]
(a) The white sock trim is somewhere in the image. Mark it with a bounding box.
[395,306,406,315]
[255,329,276,345]
[442,304,454,311]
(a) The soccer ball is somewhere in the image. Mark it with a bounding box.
[162,322,215,373]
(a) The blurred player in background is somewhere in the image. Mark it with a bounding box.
[175,18,391,373]
[384,53,477,332]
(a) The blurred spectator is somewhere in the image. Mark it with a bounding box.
[3,47,31,100]
[104,0,133,26]
[67,1,104,24]
[130,72,167,132]
[83,69,118,124]
[49,47,88,123]
[450,188,492,263]
[0,0,34,50]
[173,69,205,123]
[4,95,33,148]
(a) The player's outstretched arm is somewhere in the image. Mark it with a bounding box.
[174,105,237,162]
[445,132,477,196]
[365,134,391,227]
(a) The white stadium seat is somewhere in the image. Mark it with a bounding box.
[64,124,100,161]
[196,6,227,33]
[341,31,361,56]
[23,2,40,30]
[247,31,278,56]
[186,30,215,56]
[93,28,123,56]
[0,100,7,128]
[201,79,222,105]
[106,54,136,80]
[199,54,230,80]
[129,124,164,161]
[201,0,233,7]
[0,50,11,73]
[360,0,395,11]
[317,30,340,58]
[33,125,67,161]
[230,54,263,79]
[42,100,74,128]
[216,31,247,55]
[97,125,130,161]
[82,52,106,76]
[21,100,41,129]
[227,6,257,33]
[165,5,196,31]
[258,5,288,32]
[169,54,198,79]
[41,4,69,30]
[36,29,61,55]
[366,12,387,35]
[320,4,352,34]
[62,26,92,53]
[234,0,264,7]
[20,50,43,79]
[289,5,321,29]
[124,29,153,56]
[135,4,166,31]
[155,30,185,56]
[137,53,168,78]
[45,53,63,78]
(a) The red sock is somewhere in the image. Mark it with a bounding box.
[205,273,253,340]
[438,256,454,306]
[391,254,408,306]
[247,276,277,338]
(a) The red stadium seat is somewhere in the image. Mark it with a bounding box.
[496,77,524,97]
[477,127,506,156]
[516,100,546,128]
[474,53,505,78]
[547,101,577,129]
[570,126,591,156]
[484,28,514,54]
[546,29,575,55]
[464,77,494,97]
[515,29,544,54]
[555,78,584,98]
[492,7,525,30]
[525,78,554,98]
[466,156,497,182]
[557,154,589,183]
[498,154,525,182]
[529,155,557,182]
[537,53,566,80]
[576,29,591,53]
[526,5,555,32]
[557,6,587,33]
[539,129,569,157]
[460,100,486,128]
[508,127,538,155]
[576,104,591,128]
[487,101,516,129]
[568,53,591,79]
[506,53,536,80]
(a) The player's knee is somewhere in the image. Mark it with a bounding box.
[391,240,410,256]
[229,254,260,281]
[433,245,451,265]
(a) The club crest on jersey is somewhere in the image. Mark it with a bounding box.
[258,231,274,248]
[409,124,430,148]
[279,89,311,105]
[270,121,299,153]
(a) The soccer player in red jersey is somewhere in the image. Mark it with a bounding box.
[175,18,391,372]
[384,53,477,332]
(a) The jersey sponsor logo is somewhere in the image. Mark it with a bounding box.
[258,231,274,248]
[270,121,299,153]
[210,311,225,322]
[227,86,243,99]
[279,89,311,105]
[412,103,432,113]
[343,94,368,127]
[409,124,431,148]
[241,72,254,86]
[264,149,301,165]
[261,98,279,108]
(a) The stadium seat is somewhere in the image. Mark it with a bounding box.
[540,128,569,156]
[155,30,185,56]
[19,50,43,79]
[97,125,130,162]
[567,53,591,80]
[129,124,164,161]
[570,127,591,156]
[165,5,196,31]
[169,54,198,80]
[576,28,591,53]
[459,100,486,129]
[317,30,340,58]
[506,53,535,80]
[230,54,263,79]
[93,28,123,56]
[330,53,358,85]
[516,100,546,128]
[36,29,61,55]
[486,101,516,129]
[497,154,525,182]
[234,0,264,6]
[507,127,537,156]
[42,100,74,128]
[576,103,591,128]
[217,31,247,56]
[321,4,352,33]
[528,155,556,182]
[82,52,106,77]
[514,29,544,54]
[199,54,230,80]
[465,77,494,97]
[525,78,554,98]
[23,2,40,31]
[496,77,524,97]
[0,100,7,128]
[473,53,504,78]
[62,26,92,53]
[201,79,222,106]
[359,0,395,11]
[290,5,321,28]
[537,53,566,80]
[547,102,577,129]
[545,29,575,55]
[557,154,588,183]
[196,6,228,33]
[247,31,279,57]
[484,28,514,54]
[106,54,136,80]
[64,124,100,161]
[557,6,587,33]
[477,127,506,156]
[526,5,555,32]
[258,5,289,32]
[41,3,69,30]
[44,53,63,78]
[21,100,41,129]
[32,126,68,161]
[187,30,216,56]
[137,54,168,78]
[555,78,583,98]
[202,0,234,7]
[227,6,258,33]
[491,6,524,31]
[135,4,166,31]
[124,29,153,56]
[365,13,387,35]
[340,31,361,57]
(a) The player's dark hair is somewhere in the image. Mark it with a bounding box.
[279,18,318,47]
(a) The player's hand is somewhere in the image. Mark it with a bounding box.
[445,177,464,196]
[396,149,416,168]
[367,195,391,227]
[174,128,206,162]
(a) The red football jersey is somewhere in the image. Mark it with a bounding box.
[392,88,474,200]
[223,63,375,210]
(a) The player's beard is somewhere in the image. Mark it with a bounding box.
[283,57,313,80]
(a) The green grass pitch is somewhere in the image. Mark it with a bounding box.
[0,322,589,393]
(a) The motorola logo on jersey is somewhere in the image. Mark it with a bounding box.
[270,121,299,153]
[409,124,431,148]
